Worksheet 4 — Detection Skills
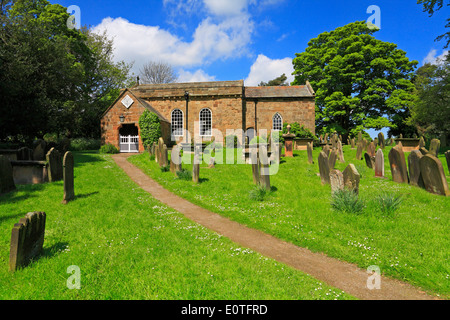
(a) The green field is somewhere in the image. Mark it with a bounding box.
[128,145,450,299]
[0,152,354,300]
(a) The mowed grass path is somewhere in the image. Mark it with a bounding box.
[129,145,450,299]
[0,152,354,300]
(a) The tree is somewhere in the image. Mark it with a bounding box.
[139,61,177,84]
[417,0,450,48]
[258,74,288,86]
[407,56,450,143]
[292,21,418,139]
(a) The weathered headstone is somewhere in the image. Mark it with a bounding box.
[32,139,46,161]
[0,155,16,194]
[170,145,182,174]
[337,140,345,163]
[328,149,338,169]
[318,151,330,185]
[429,139,440,157]
[46,147,63,182]
[322,144,331,157]
[343,164,360,195]
[419,137,426,149]
[419,154,450,196]
[378,132,385,149]
[161,144,169,168]
[356,141,363,160]
[330,169,344,194]
[307,141,314,164]
[9,212,46,271]
[364,152,375,169]
[350,138,355,149]
[367,141,376,157]
[62,151,75,204]
[357,132,362,143]
[374,149,385,178]
[259,144,271,190]
[408,150,424,188]
[388,144,409,184]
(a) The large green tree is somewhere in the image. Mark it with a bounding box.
[292,21,418,139]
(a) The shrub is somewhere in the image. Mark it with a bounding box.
[99,143,119,154]
[139,110,161,149]
[248,185,274,201]
[160,165,170,172]
[376,192,403,216]
[331,189,365,214]
[176,169,192,181]
[70,138,101,151]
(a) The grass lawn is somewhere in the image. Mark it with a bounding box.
[0,152,354,300]
[129,145,450,299]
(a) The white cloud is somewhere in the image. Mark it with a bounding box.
[203,0,253,16]
[177,69,217,82]
[245,54,294,86]
[423,49,449,65]
[92,15,253,75]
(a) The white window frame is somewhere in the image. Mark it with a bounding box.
[171,109,184,137]
[199,108,212,137]
[272,113,283,131]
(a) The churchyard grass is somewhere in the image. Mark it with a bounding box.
[0,152,354,300]
[129,145,450,299]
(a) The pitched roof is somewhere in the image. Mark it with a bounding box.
[245,82,315,98]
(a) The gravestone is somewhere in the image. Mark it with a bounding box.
[408,150,424,188]
[162,144,169,168]
[445,151,450,174]
[357,132,362,143]
[388,144,409,184]
[356,141,363,160]
[378,132,385,149]
[419,137,426,149]
[419,154,450,196]
[364,152,375,169]
[318,151,330,185]
[337,140,345,163]
[252,158,260,185]
[328,149,338,169]
[282,125,295,157]
[429,139,440,157]
[46,147,63,182]
[330,169,344,194]
[307,142,314,164]
[170,145,182,174]
[0,155,16,194]
[322,144,331,157]
[343,164,360,195]
[367,141,376,157]
[374,149,385,178]
[259,144,271,191]
[62,151,75,204]
[350,138,355,149]
[192,146,200,183]
[9,212,46,271]
[32,139,46,161]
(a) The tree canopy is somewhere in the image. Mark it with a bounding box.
[0,0,133,143]
[292,21,418,138]
[258,74,288,86]
[417,0,450,48]
[139,61,178,84]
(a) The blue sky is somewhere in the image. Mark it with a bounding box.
[52,0,448,137]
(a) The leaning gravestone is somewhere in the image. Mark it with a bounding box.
[388,144,409,184]
[330,169,344,194]
[307,142,314,164]
[378,132,385,149]
[46,147,63,182]
[364,152,375,169]
[9,212,46,271]
[0,155,16,194]
[419,154,450,196]
[328,149,338,169]
[318,151,330,185]
[429,139,440,157]
[62,151,75,204]
[374,149,385,178]
[408,150,424,188]
[32,139,47,161]
[343,164,360,195]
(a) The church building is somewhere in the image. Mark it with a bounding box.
[100,80,315,153]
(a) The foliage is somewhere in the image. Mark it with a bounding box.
[176,169,192,181]
[258,74,288,86]
[99,143,119,154]
[292,21,418,140]
[407,57,450,142]
[139,110,162,149]
[279,122,316,143]
[69,138,101,151]
[375,192,403,216]
[249,185,269,201]
[331,189,365,214]
[417,0,450,48]
[139,61,178,84]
